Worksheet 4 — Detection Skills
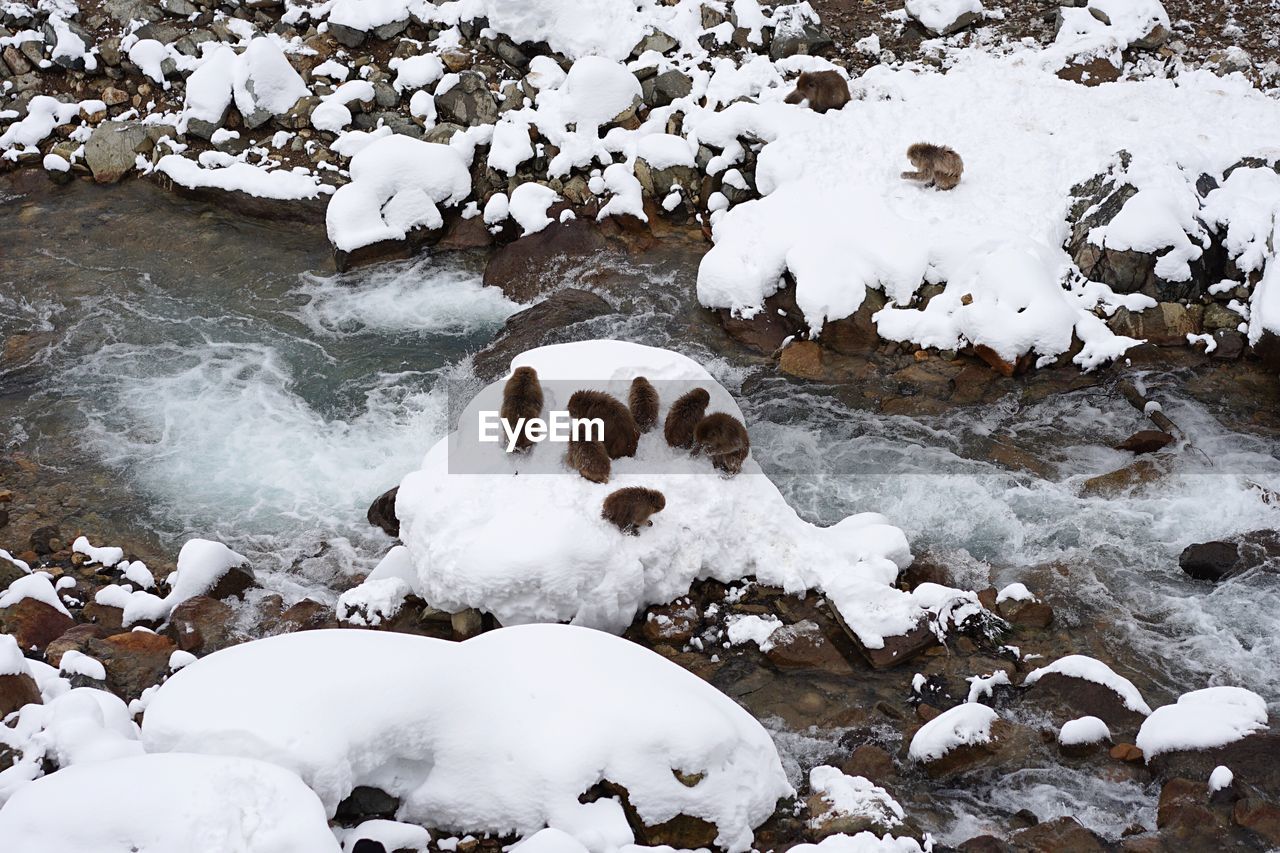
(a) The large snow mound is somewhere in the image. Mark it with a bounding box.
[696,57,1280,367]
[0,753,340,853]
[1135,686,1269,759]
[141,625,791,852]
[392,340,919,646]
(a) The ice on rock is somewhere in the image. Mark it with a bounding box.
[1135,686,1269,759]
[1024,654,1153,715]
[0,753,340,853]
[141,625,792,852]
[389,340,919,647]
[325,134,472,253]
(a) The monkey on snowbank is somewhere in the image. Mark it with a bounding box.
[500,366,543,452]
[664,387,711,450]
[783,70,851,114]
[694,412,751,475]
[901,143,964,191]
[602,487,666,535]
[628,376,660,433]
[568,390,640,459]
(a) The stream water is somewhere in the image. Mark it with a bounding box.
[3,175,1279,844]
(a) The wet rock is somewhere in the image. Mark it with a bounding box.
[957,836,1011,852]
[840,744,896,784]
[29,525,63,555]
[1179,530,1280,582]
[640,602,699,645]
[436,72,499,127]
[91,630,177,699]
[482,220,616,301]
[1080,458,1168,497]
[274,599,337,634]
[765,620,853,673]
[1110,742,1144,762]
[1022,671,1148,733]
[1156,777,1228,845]
[0,671,41,716]
[601,780,718,849]
[366,486,400,538]
[832,611,937,670]
[0,599,75,652]
[85,121,155,184]
[169,595,236,654]
[1115,429,1175,454]
[472,288,615,382]
[997,598,1053,629]
[1234,798,1280,846]
[817,289,886,355]
[779,340,824,379]
[916,718,1021,779]
[1147,732,1280,800]
[717,289,806,355]
[336,785,400,821]
[1009,816,1108,852]
[1108,303,1203,346]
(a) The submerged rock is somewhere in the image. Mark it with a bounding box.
[471,288,615,381]
[1179,530,1280,582]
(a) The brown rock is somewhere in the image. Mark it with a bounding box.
[1147,732,1280,799]
[998,599,1054,629]
[450,608,484,640]
[1081,458,1168,497]
[1115,430,1175,454]
[207,564,256,601]
[1009,816,1107,851]
[957,836,1012,852]
[1057,55,1122,86]
[169,596,237,654]
[101,86,129,106]
[482,219,615,302]
[840,744,896,784]
[0,672,42,716]
[1108,304,1202,346]
[471,288,615,381]
[1234,798,1280,846]
[831,609,938,669]
[817,289,887,355]
[45,624,114,667]
[0,599,75,652]
[1110,743,1144,762]
[1025,671,1149,733]
[275,599,337,634]
[366,487,400,538]
[640,602,699,645]
[764,620,853,673]
[778,340,824,379]
[92,631,178,699]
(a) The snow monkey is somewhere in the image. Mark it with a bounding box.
[664,387,711,450]
[500,366,543,452]
[567,390,640,459]
[783,70,851,114]
[602,487,666,535]
[694,412,751,475]
[628,376,660,433]
[566,438,611,484]
[901,143,964,191]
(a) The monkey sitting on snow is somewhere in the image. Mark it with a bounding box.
[664,388,710,450]
[783,70,850,114]
[628,376,660,433]
[900,143,964,191]
[565,438,611,484]
[694,412,751,475]
[602,487,666,535]
[499,366,543,452]
[568,390,640,459]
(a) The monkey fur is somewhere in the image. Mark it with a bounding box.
[601,486,666,535]
[628,376,660,433]
[499,366,543,452]
[783,70,850,114]
[565,438,611,484]
[664,387,711,450]
[567,390,639,459]
[694,412,750,475]
[901,142,964,191]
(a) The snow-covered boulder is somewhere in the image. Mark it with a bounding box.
[1135,686,1269,759]
[326,134,472,260]
[806,766,905,837]
[390,340,919,649]
[0,753,340,853]
[908,702,999,764]
[141,625,792,852]
[905,0,984,37]
[1022,654,1151,731]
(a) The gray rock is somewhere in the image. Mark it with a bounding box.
[102,0,161,26]
[435,71,498,127]
[494,39,528,69]
[371,17,408,40]
[652,69,691,107]
[632,29,679,57]
[98,36,122,66]
[18,39,42,68]
[634,157,698,201]
[2,45,31,75]
[160,0,198,17]
[1203,301,1242,331]
[472,289,616,381]
[327,22,366,48]
[424,122,464,145]
[85,120,153,184]
[372,80,397,109]
[769,3,832,59]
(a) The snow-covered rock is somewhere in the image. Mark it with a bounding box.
[905,0,984,36]
[0,753,340,853]
[390,340,919,648]
[908,702,998,763]
[1135,686,1269,759]
[1058,715,1111,747]
[141,625,792,852]
[1023,654,1153,716]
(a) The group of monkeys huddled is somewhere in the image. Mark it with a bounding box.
[784,70,964,191]
[499,367,751,536]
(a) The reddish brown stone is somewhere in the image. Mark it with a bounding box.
[1009,816,1108,851]
[1234,798,1280,846]
[0,599,75,652]
[1115,430,1175,454]
[0,672,41,716]
[764,620,853,674]
[1111,743,1145,762]
[90,631,178,699]
[168,596,236,655]
[778,340,824,379]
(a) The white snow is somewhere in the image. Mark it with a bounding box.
[507,182,561,235]
[71,536,123,568]
[726,613,783,651]
[995,582,1035,604]
[0,96,84,156]
[1209,765,1234,792]
[142,625,792,852]
[0,633,28,677]
[908,702,999,762]
[157,153,334,200]
[964,670,1009,703]
[389,53,444,92]
[0,574,70,618]
[1058,716,1111,747]
[57,651,105,681]
[0,549,30,576]
[336,546,415,626]
[1135,686,1269,759]
[0,753,340,853]
[234,37,310,117]
[904,0,983,36]
[1024,654,1153,715]
[91,538,247,627]
[340,820,431,852]
[325,134,472,252]
[788,834,926,852]
[476,0,656,61]
[389,340,920,649]
[808,765,905,828]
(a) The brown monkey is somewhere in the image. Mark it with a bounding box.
[500,366,543,452]
[601,487,666,535]
[565,438,611,484]
[901,143,964,191]
[783,70,850,114]
[567,390,639,459]
[664,387,710,450]
[628,376,660,433]
[694,412,750,475]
